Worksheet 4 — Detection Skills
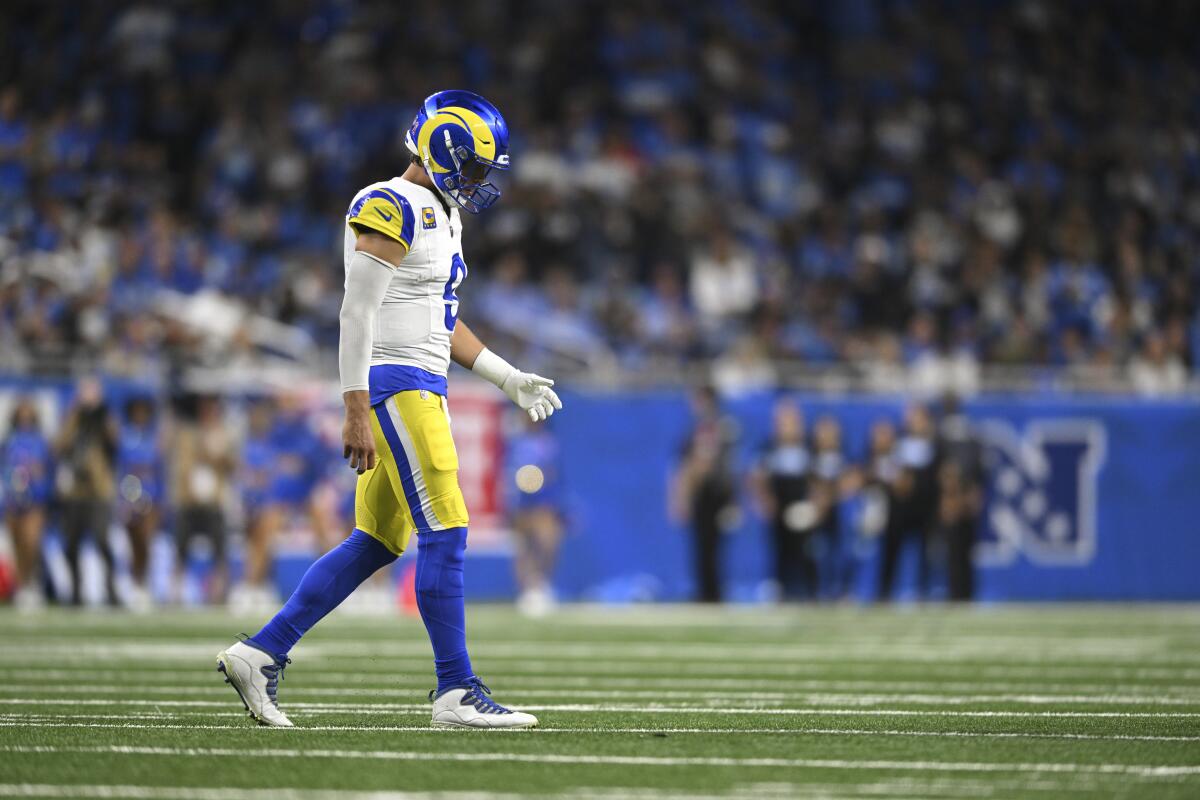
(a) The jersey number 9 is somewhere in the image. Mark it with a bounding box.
[443,254,467,331]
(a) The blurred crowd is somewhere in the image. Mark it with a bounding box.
[0,380,353,609]
[0,378,570,611]
[0,1,1197,393]
[674,388,983,603]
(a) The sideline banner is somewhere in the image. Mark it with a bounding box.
[3,375,1196,601]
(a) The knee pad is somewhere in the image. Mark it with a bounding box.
[290,528,395,607]
[348,528,399,572]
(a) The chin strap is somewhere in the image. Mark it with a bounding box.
[420,144,453,206]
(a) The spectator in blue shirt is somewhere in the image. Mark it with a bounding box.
[2,398,52,609]
[237,393,326,605]
[238,397,283,604]
[239,399,277,526]
[116,395,164,608]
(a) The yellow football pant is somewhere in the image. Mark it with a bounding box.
[355,391,469,556]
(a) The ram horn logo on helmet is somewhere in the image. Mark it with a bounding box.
[404,90,510,214]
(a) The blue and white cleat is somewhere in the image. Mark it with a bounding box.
[430,677,538,729]
[216,640,294,727]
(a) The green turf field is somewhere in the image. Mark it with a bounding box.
[0,604,1197,799]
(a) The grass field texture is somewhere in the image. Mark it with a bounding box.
[0,604,1198,799]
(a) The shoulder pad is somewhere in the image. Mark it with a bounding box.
[347,187,417,251]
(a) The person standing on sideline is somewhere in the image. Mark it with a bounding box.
[865,418,902,600]
[2,398,52,610]
[809,415,848,599]
[936,395,983,600]
[234,393,324,609]
[671,385,738,603]
[171,394,236,604]
[505,411,565,616]
[116,395,165,610]
[878,405,938,601]
[749,399,814,600]
[55,378,119,606]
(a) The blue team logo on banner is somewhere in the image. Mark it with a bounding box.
[975,419,1107,567]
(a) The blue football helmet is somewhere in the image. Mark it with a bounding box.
[404,90,510,214]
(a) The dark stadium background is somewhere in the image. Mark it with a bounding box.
[0,0,1198,607]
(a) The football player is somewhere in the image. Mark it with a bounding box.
[217,90,560,729]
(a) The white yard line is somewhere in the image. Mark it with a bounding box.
[0,782,1113,800]
[0,788,519,800]
[0,697,1197,719]
[6,663,1199,683]
[3,683,1197,707]
[9,681,1200,705]
[3,656,1198,682]
[0,686,791,702]
[1,717,1197,742]
[0,783,1103,800]
[7,603,1196,626]
[0,640,1175,662]
[4,669,1198,695]
[2,634,1167,650]
[2,745,1197,780]
[0,713,188,721]
[0,786,764,800]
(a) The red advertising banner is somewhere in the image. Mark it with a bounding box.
[446,380,511,554]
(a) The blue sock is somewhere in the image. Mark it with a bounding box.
[415,526,474,692]
[249,528,397,662]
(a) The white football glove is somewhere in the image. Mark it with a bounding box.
[472,349,563,422]
[502,371,562,421]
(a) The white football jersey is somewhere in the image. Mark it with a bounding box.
[342,177,466,385]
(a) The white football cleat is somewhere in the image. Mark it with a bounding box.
[431,678,538,729]
[216,640,294,727]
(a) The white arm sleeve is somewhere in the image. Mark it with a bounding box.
[339,251,396,393]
